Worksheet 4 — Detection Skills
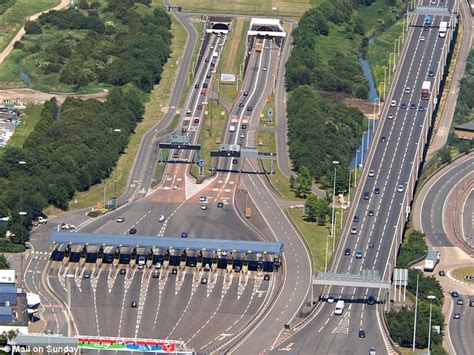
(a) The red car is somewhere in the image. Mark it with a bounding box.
[200,89,206,95]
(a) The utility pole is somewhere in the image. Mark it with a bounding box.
[331,161,339,251]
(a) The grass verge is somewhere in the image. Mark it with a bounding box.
[6,104,42,148]
[286,208,333,271]
[190,99,227,178]
[171,0,313,17]
[450,266,474,284]
[260,94,276,126]
[0,0,58,53]
[69,14,188,210]
[0,49,28,88]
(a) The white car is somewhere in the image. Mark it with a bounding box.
[350,227,358,235]
[173,184,178,190]
[368,170,375,177]
[61,223,75,231]
[116,217,125,223]
[203,263,210,272]
[420,36,425,42]
[158,215,165,222]
[397,184,404,192]
[262,67,267,71]
[199,195,207,202]
[201,204,208,210]
[390,100,396,107]
[155,262,162,269]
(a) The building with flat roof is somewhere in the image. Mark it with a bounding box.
[454,121,474,140]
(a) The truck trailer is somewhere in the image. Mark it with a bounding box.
[439,21,448,38]
[421,80,431,99]
[424,250,440,271]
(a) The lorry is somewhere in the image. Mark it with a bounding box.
[424,250,440,271]
[213,51,218,58]
[421,80,431,99]
[255,42,262,52]
[439,21,448,38]
[334,300,345,315]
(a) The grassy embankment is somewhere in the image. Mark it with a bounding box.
[69,13,188,210]
[171,0,313,17]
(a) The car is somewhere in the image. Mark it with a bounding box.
[173,152,179,159]
[428,70,435,77]
[390,100,396,107]
[451,291,459,298]
[420,36,425,42]
[263,274,271,281]
[240,133,245,138]
[234,265,241,273]
[355,250,363,259]
[367,296,376,305]
[205,58,210,63]
[469,300,474,307]
[203,83,208,89]
[116,217,125,223]
[194,84,199,89]
[374,187,380,194]
[203,263,211,272]
[351,227,358,235]
[232,159,238,164]
[243,91,249,96]
[241,124,247,129]
[199,195,207,202]
[358,329,366,338]
[129,228,137,234]
[119,268,126,275]
[158,215,165,222]
[247,106,253,112]
[172,268,178,274]
[453,312,460,319]
[438,270,446,276]
[201,204,208,210]
[181,232,188,238]
[363,192,370,200]
[137,256,146,269]
[327,296,335,303]
[197,105,203,110]
[173,184,178,190]
[410,103,416,110]
[353,215,360,223]
[368,170,375,177]
[369,242,374,249]
[210,62,215,67]
[404,87,411,94]
[239,102,245,107]
[155,262,162,270]
[200,89,206,95]
[221,250,228,257]
[388,113,394,120]
[61,223,75,230]
[457,299,464,305]
[193,117,200,124]
[418,105,425,112]
[186,109,192,115]
[152,271,159,278]
[84,270,92,279]
[181,127,187,133]
[380,136,386,143]
[131,301,137,308]
[201,277,208,284]
[344,248,351,256]
[369,347,376,355]
[217,202,224,208]
[206,73,211,79]
[400,103,407,109]
[397,184,404,192]
[262,66,267,71]
[368,210,374,217]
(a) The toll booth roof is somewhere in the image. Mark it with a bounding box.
[50,232,284,255]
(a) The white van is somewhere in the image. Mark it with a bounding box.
[229,125,236,132]
[334,300,345,315]
[213,51,218,58]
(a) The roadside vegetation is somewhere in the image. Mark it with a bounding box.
[388,230,447,354]
[0,0,172,248]
[171,0,313,17]
[286,0,404,194]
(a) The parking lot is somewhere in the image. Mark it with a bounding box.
[0,101,24,148]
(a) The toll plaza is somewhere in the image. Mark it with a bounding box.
[49,232,283,273]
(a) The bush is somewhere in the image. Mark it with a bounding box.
[24,21,42,35]
[396,230,428,268]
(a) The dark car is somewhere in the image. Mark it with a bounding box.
[131,301,137,308]
[368,210,374,217]
[358,329,366,338]
[241,124,247,129]
[194,84,199,89]
[380,136,386,143]
[418,105,425,112]
[129,228,137,234]
[438,270,446,276]
[410,103,416,109]
[197,105,203,110]
[247,106,253,112]
[428,70,435,77]
[374,187,380,194]
[353,215,360,223]
[239,102,245,107]
[451,291,459,298]
[400,103,407,109]
[205,58,210,63]
[181,232,188,238]
[363,192,370,200]
[217,202,224,208]
[453,312,460,319]
[181,127,187,133]
[194,118,200,124]
[469,300,474,307]
[243,91,249,96]
[206,73,211,79]
[119,268,126,275]
[367,296,376,305]
[263,274,270,281]
[203,83,208,88]
[201,277,208,284]
[344,248,351,256]
[232,159,238,164]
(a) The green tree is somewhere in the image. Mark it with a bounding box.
[304,194,318,221]
[24,21,42,34]
[314,196,330,224]
[295,166,312,197]
[289,174,296,191]
[0,255,9,269]
[438,147,451,164]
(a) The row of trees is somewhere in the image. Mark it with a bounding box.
[22,1,171,92]
[0,88,143,244]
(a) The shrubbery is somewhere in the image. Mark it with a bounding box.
[396,230,428,268]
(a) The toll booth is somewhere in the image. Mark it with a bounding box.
[185,249,198,267]
[85,246,99,263]
[102,246,115,264]
[119,247,131,265]
[152,248,165,265]
[169,249,181,266]
[69,245,82,263]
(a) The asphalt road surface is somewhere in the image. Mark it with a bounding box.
[448,294,474,355]
[272,1,455,353]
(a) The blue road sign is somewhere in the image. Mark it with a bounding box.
[268,108,273,117]
[199,159,204,167]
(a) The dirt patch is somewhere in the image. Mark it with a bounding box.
[0,88,109,104]
[317,90,381,118]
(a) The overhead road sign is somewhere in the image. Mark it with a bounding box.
[210,150,240,157]
[50,232,284,255]
[313,270,390,289]
[159,143,201,151]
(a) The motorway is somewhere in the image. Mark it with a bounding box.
[272,0,455,353]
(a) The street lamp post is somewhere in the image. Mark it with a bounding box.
[18,160,27,288]
[331,161,340,252]
[412,273,420,351]
[113,129,121,207]
[427,295,436,355]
